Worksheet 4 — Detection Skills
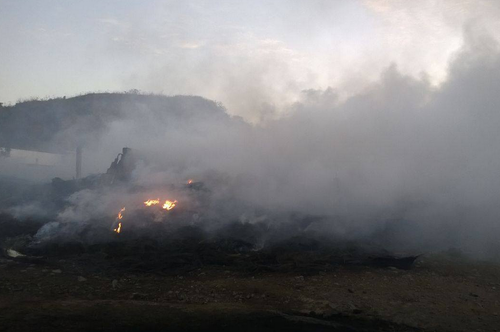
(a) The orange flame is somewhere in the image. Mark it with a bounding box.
[113,207,125,234]
[144,199,160,207]
[162,200,177,210]
[188,179,193,184]
[113,222,122,233]
[117,207,125,220]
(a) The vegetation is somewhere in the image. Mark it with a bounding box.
[0,92,229,153]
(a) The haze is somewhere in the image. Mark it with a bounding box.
[2,1,500,259]
[2,0,500,121]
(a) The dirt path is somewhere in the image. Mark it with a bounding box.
[1,255,499,331]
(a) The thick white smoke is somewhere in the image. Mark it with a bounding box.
[40,29,496,258]
[4,28,500,260]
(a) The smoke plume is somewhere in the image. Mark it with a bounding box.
[3,27,500,260]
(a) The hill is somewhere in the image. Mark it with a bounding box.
[0,93,233,153]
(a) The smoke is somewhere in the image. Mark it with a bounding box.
[3,26,500,260]
[115,0,500,122]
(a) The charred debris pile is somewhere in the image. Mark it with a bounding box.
[0,148,420,275]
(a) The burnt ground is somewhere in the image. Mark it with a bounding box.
[1,253,500,332]
[0,208,499,332]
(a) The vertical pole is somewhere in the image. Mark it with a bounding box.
[76,146,82,179]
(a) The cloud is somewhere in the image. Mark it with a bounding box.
[178,41,204,49]
[97,18,122,26]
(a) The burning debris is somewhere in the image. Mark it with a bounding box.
[0,147,424,276]
[0,145,438,332]
[103,147,135,185]
[144,199,160,207]
[143,198,177,210]
[113,222,122,234]
[117,207,125,220]
[114,197,178,235]
[112,207,125,234]
[162,200,177,211]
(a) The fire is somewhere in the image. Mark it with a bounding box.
[144,199,160,206]
[188,179,193,184]
[113,207,125,234]
[143,198,178,211]
[162,200,177,210]
[117,207,125,220]
[112,197,177,235]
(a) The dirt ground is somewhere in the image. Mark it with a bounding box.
[1,254,499,332]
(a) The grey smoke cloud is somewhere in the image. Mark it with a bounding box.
[3,2,500,260]
[39,28,498,259]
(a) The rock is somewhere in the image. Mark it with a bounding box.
[77,276,87,282]
[52,269,62,274]
[112,279,118,289]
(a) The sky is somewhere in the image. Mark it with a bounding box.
[1,0,500,121]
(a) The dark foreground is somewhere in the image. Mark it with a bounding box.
[1,254,499,332]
